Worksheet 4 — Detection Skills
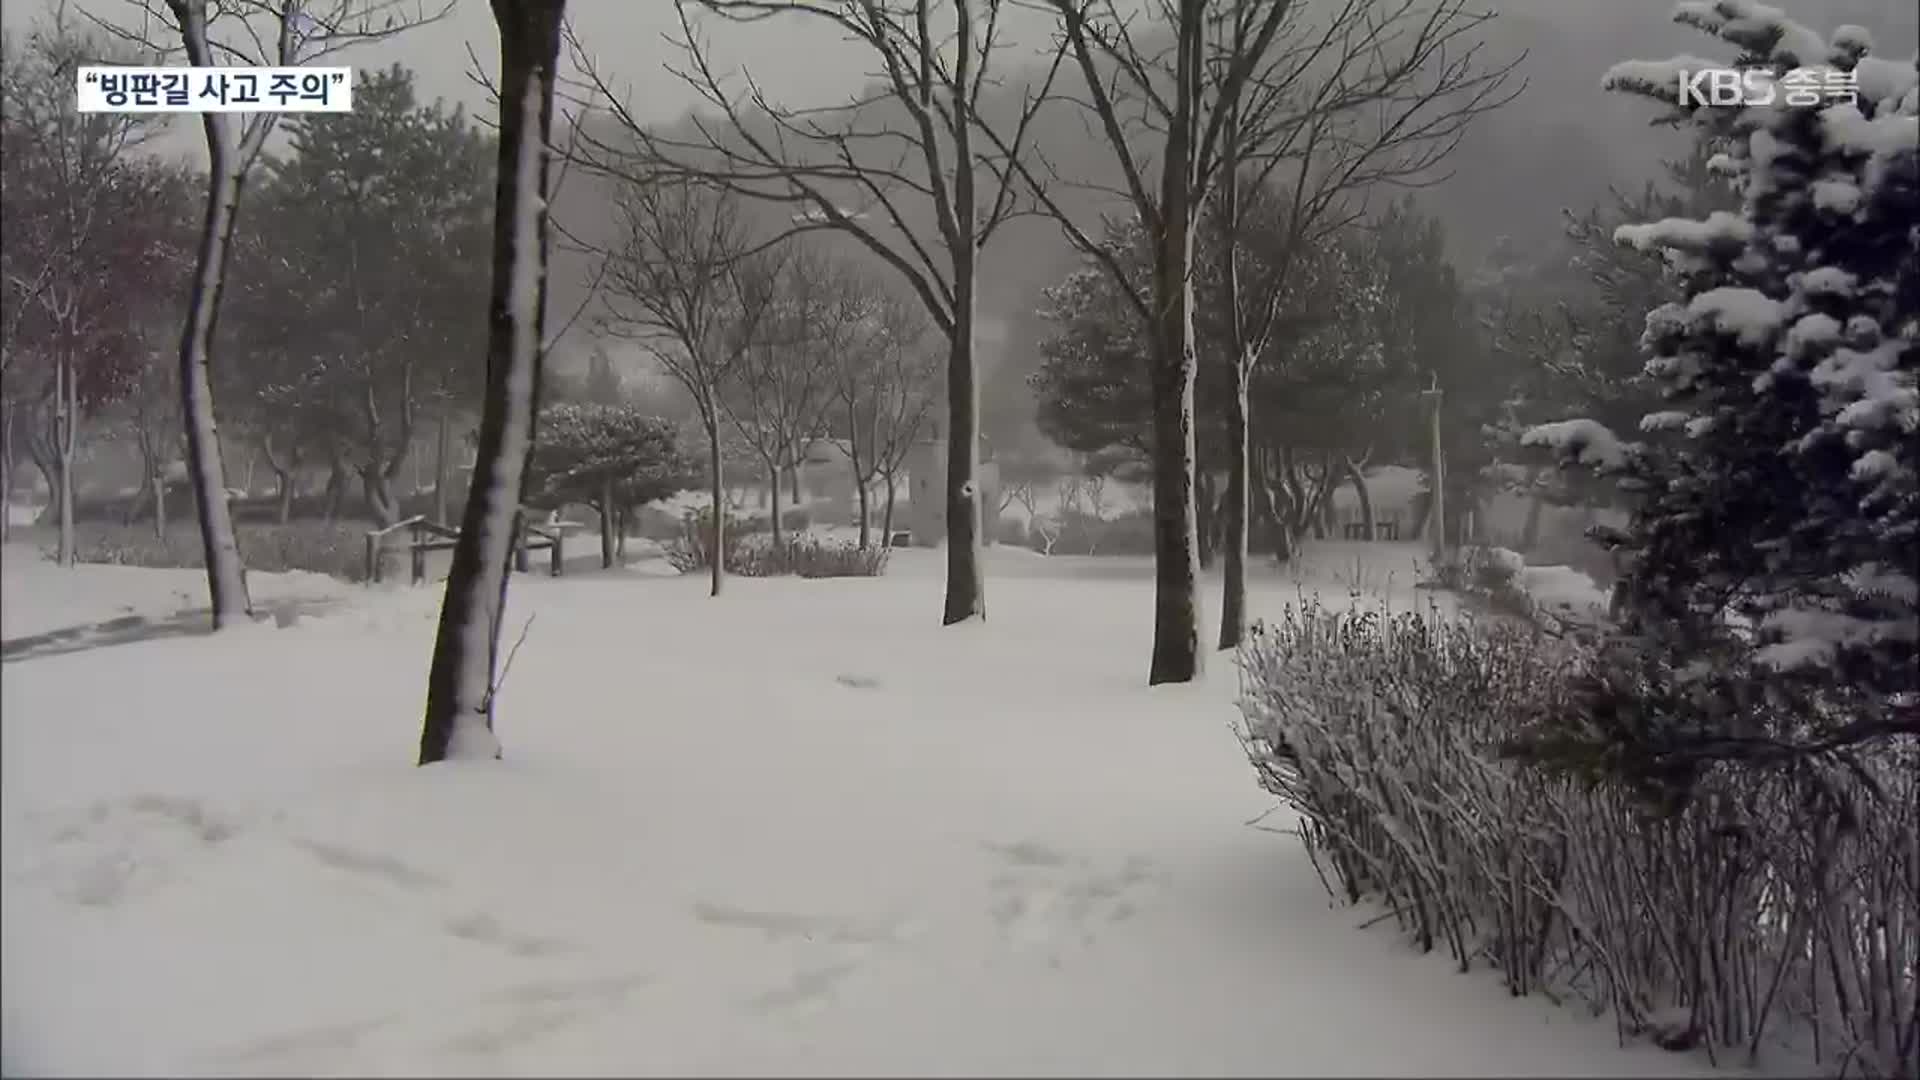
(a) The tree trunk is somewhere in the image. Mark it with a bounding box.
[1427,377,1446,561]
[882,471,898,547]
[31,454,58,528]
[768,464,783,545]
[1195,467,1214,570]
[854,470,871,550]
[617,508,629,560]
[275,467,295,523]
[599,474,615,569]
[706,420,724,596]
[419,4,564,766]
[942,279,986,625]
[54,355,77,568]
[434,408,453,525]
[787,463,800,505]
[178,142,252,625]
[1521,491,1544,552]
[323,454,349,522]
[0,400,13,545]
[1145,246,1203,682]
[1219,370,1250,649]
[1345,458,1375,540]
[362,465,400,527]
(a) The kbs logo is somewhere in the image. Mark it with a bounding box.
[1677,67,1860,108]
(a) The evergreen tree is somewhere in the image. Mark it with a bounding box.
[1518,2,1918,793]
[227,64,494,525]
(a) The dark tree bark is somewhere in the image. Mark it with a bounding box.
[1344,457,1374,540]
[1219,376,1250,648]
[943,308,985,625]
[767,464,783,545]
[852,452,872,550]
[599,474,616,569]
[434,409,453,525]
[706,418,724,595]
[882,470,898,547]
[418,0,566,766]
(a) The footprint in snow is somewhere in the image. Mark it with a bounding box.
[983,840,1168,965]
[692,900,920,1015]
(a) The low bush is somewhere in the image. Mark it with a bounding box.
[46,519,371,581]
[1231,599,1917,1077]
[664,511,886,578]
[1028,509,1156,556]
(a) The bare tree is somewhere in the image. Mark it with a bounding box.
[416,0,567,766]
[1208,0,1518,649]
[0,5,170,562]
[727,245,844,545]
[976,0,1301,682]
[867,302,941,547]
[822,266,891,549]
[600,176,779,597]
[91,0,447,628]
[573,0,1065,625]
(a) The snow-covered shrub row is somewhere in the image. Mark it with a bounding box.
[51,520,372,582]
[1232,599,1918,1077]
[664,511,888,578]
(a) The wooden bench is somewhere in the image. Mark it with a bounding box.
[1340,520,1403,541]
[365,511,579,586]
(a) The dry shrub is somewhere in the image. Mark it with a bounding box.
[665,511,886,578]
[1231,598,1917,1077]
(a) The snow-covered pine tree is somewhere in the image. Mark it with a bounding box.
[1517,1,1917,790]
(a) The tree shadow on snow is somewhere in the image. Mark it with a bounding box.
[0,597,340,663]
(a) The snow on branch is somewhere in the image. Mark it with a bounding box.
[1613,211,1753,253]
[1685,286,1785,346]
[1672,0,1832,68]
[1520,419,1632,471]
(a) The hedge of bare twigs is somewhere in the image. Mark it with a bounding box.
[1231,598,1917,1078]
[665,512,888,579]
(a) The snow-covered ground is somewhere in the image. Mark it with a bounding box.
[2,543,350,643]
[3,543,1726,1077]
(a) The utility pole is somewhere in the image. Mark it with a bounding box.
[1422,373,1445,561]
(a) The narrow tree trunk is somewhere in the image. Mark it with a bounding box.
[1519,497,1543,553]
[882,471,898,547]
[942,284,986,625]
[0,400,13,545]
[55,355,77,568]
[419,6,564,766]
[707,421,724,596]
[599,475,615,569]
[275,467,295,523]
[363,466,400,527]
[1219,370,1250,649]
[434,408,452,525]
[178,148,251,624]
[1345,458,1375,540]
[787,463,800,505]
[617,509,628,560]
[323,454,348,522]
[1427,377,1446,562]
[854,469,871,550]
[768,464,783,546]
